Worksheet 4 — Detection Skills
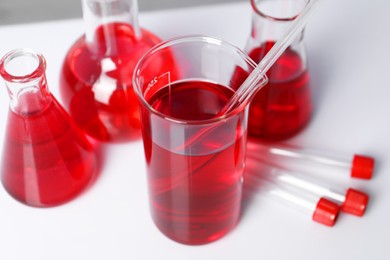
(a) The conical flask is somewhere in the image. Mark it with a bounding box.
[0,49,96,207]
[245,0,313,140]
[60,0,175,142]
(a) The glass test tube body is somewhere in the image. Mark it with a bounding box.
[251,161,369,216]
[247,140,375,179]
[245,170,340,227]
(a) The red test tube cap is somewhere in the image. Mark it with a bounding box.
[351,155,375,179]
[342,188,369,217]
[312,198,340,227]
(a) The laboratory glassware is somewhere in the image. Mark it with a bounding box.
[245,0,313,140]
[133,35,267,245]
[245,163,340,227]
[247,140,375,180]
[247,158,369,216]
[0,49,96,207]
[60,0,174,142]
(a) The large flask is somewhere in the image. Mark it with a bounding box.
[60,0,171,142]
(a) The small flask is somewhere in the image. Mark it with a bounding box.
[0,49,96,207]
[60,0,174,142]
[245,0,312,140]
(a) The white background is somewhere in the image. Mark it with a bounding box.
[0,0,389,259]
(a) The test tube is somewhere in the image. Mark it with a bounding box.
[245,172,340,227]
[247,140,375,180]
[247,157,369,217]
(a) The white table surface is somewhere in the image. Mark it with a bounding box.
[1,1,389,259]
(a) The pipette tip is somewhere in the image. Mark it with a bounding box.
[312,198,340,227]
[342,188,369,217]
[351,155,375,179]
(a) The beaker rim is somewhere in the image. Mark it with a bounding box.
[133,35,256,126]
[251,0,309,22]
[0,48,46,83]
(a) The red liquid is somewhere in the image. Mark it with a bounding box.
[142,81,246,245]
[1,94,95,207]
[248,42,312,140]
[60,22,175,142]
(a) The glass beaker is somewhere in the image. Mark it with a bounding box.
[245,0,312,140]
[0,49,96,207]
[60,0,174,142]
[133,36,267,245]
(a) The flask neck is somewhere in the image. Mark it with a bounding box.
[0,49,52,115]
[82,0,141,55]
[246,0,308,50]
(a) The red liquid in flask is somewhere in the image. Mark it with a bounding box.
[1,93,95,207]
[61,22,174,142]
[248,41,312,140]
[143,81,245,245]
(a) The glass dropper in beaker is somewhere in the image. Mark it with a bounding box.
[0,49,96,207]
[60,0,176,142]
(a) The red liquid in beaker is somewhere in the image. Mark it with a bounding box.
[1,94,95,207]
[143,81,245,245]
[60,22,171,142]
[248,41,312,140]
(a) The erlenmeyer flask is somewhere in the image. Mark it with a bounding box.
[60,0,175,142]
[245,0,312,140]
[0,49,96,207]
